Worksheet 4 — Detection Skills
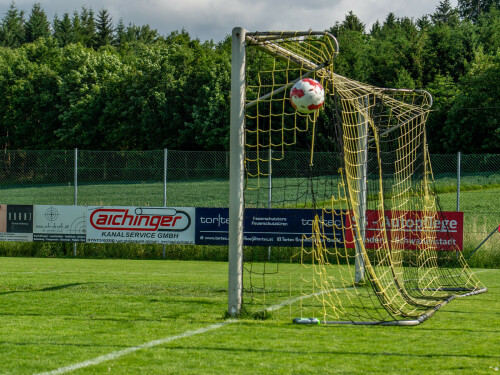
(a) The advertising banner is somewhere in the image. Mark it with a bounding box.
[345,210,464,251]
[195,207,345,247]
[33,205,86,242]
[0,204,464,251]
[0,204,33,242]
[86,206,195,244]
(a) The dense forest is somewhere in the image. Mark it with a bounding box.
[0,0,499,153]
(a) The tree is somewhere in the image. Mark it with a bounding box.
[55,44,123,148]
[1,2,25,47]
[369,20,382,36]
[0,39,63,149]
[392,68,416,89]
[96,8,113,47]
[384,12,397,29]
[328,12,369,81]
[340,10,365,32]
[182,40,231,150]
[125,24,160,44]
[25,2,50,43]
[458,0,500,22]
[78,7,96,48]
[442,50,500,153]
[417,15,432,31]
[0,5,498,152]
[425,74,460,152]
[114,18,126,46]
[70,10,83,44]
[422,18,478,85]
[431,0,460,26]
[53,12,74,46]
[476,5,500,53]
[365,15,425,87]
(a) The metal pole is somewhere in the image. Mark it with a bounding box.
[73,148,78,257]
[228,27,246,317]
[456,151,461,212]
[74,148,78,205]
[354,98,368,283]
[163,148,167,259]
[268,148,272,261]
[456,151,461,259]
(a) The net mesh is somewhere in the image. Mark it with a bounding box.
[241,31,486,323]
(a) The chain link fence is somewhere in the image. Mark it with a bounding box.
[0,150,498,256]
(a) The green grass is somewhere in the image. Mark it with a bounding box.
[436,187,500,267]
[0,257,498,374]
[1,180,229,207]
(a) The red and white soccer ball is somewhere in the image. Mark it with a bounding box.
[289,78,325,114]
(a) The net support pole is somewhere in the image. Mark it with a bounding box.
[456,151,461,212]
[354,98,368,283]
[73,148,78,257]
[163,148,167,259]
[228,27,246,317]
[268,148,272,261]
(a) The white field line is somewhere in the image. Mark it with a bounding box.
[33,322,234,375]
[34,287,338,375]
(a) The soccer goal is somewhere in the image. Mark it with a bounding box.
[228,27,486,324]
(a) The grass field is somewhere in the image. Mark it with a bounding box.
[0,257,498,374]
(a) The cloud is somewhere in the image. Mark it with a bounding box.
[0,0,456,42]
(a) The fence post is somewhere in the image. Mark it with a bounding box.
[73,148,78,257]
[268,149,272,261]
[456,151,461,212]
[456,151,461,259]
[162,148,168,259]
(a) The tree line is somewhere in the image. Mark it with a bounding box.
[0,0,498,153]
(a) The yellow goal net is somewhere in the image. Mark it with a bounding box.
[228,28,486,324]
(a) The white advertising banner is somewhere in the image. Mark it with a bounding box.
[86,206,195,244]
[33,205,86,242]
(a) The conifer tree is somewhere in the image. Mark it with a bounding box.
[1,2,25,47]
[53,12,74,46]
[96,8,113,47]
[431,0,460,26]
[25,2,50,43]
[458,0,499,22]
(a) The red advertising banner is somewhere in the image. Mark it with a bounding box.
[345,210,464,251]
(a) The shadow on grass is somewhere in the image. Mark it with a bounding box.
[0,282,90,295]
[162,345,500,359]
[0,340,131,349]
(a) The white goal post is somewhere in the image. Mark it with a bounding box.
[227,27,344,316]
[228,27,246,317]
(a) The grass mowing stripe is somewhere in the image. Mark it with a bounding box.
[33,321,236,375]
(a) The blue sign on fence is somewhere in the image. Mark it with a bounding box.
[195,207,345,247]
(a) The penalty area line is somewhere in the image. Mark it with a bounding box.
[33,321,236,375]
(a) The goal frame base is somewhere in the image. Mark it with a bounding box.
[293,287,487,326]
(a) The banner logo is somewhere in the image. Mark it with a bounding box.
[89,207,191,232]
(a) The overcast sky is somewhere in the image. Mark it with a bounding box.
[1,0,457,42]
